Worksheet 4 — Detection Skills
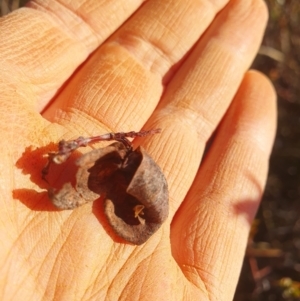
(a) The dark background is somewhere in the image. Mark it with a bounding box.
[1,0,300,300]
[235,0,300,300]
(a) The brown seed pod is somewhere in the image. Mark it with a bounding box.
[48,144,122,210]
[49,142,169,245]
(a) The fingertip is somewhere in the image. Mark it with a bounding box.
[169,68,277,300]
[235,69,277,156]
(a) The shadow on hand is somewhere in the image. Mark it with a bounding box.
[91,197,130,245]
[232,171,264,226]
[13,144,132,245]
[14,144,80,211]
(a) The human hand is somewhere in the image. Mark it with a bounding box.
[0,0,276,300]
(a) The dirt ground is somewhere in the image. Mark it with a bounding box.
[234,1,300,300]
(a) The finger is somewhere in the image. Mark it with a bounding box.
[0,0,145,111]
[43,0,228,130]
[139,0,269,214]
[172,71,277,299]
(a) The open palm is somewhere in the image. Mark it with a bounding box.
[0,0,276,300]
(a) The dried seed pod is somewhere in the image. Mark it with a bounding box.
[49,142,169,245]
[49,144,123,209]
[103,145,168,245]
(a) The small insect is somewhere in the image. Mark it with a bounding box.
[43,129,169,245]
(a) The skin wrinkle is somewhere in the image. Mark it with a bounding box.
[169,105,215,143]
[114,244,162,299]
[35,216,78,296]
[45,218,92,299]
[166,1,264,101]
[6,13,86,78]
[183,145,264,298]
[114,0,224,76]
[44,254,62,300]
[185,265,214,299]
[120,257,151,300]
[195,48,239,103]
[220,220,245,283]
[13,213,42,250]
[0,0,275,299]
[88,245,141,299]
[2,261,35,300]
[213,4,260,55]
[43,0,229,124]
[74,63,121,113]
[55,44,160,131]
[29,37,73,75]
[160,130,199,207]
[6,28,44,62]
[173,195,217,292]
[83,273,106,301]
[84,266,109,300]
[66,112,98,136]
[7,247,40,299]
[116,32,171,76]
[104,261,134,300]
[166,143,187,188]
[20,0,148,110]
[75,0,143,40]
[39,241,66,292]
[219,235,245,298]
[117,25,173,74]
[52,0,101,35]
[21,228,47,275]
[57,257,79,297]
[1,13,40,47]
[4,241,40,299]
[221,135,270,189]
[125,256,163,300]
[60,109,113,140]
[28,0,100,49]
[105,76,137,126]
[104,260,126,299]
[196,230,223,299]
[155,55,246,149]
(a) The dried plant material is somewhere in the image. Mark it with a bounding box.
[49,144,122,210]
[43,129,168,245]
[133,205,145,225]
[101,144,168,245]
[42,129,161,181]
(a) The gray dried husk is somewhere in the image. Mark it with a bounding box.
[49,142,168,245]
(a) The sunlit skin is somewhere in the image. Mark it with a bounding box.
[0,0,276,300]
